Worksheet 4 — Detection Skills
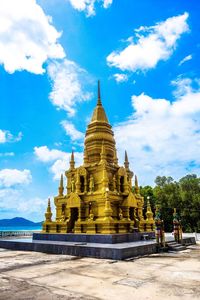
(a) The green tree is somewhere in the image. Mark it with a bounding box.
[140,185,156,215]
[179,174,200,232]
[134,174,200,232]
[153,176,182,232]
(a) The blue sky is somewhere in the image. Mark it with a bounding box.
[0,0,200,221]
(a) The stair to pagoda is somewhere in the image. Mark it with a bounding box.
[167,241,186,251]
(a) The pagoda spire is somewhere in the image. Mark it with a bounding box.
[97,80,102,106]
[70,150,75,169]
[124,150,129,169]
[89,81,109,124]
[135,175,139,194]
[58,174,64,196]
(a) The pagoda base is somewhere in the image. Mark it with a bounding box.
[0,235,196,260]
[33,231,155,244]
[0,236,156,261]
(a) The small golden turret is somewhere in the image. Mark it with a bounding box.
[135,175,139,194]
[146,200,154,221]
[45,198,52,222]
[145,198,154,232]
[58,174,64,196]
[124,150,129,169]
[70,151,75,169]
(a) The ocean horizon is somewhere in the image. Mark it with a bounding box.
[0,226,42,232]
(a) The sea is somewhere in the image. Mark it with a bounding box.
[0,226,41,232]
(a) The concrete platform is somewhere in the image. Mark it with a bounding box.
[0,238,157,260]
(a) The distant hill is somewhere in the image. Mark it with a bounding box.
[0,217,42,227]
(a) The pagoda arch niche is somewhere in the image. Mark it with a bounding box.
[67,193,81,208]
[121,192,138,222]
[67,193,81,233]
[77,166,87,193]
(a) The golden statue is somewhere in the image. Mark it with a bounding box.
[89,175,94,193]
[43,81,154,234]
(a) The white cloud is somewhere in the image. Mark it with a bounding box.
[61,120,84,141]
[0,130,9,143]
[48,59,92,116]
[34,145,68,162]
[0,188,48,222]
[178,54,192,66]
[0,0,65,74]
[114,77,200,185]
[0,1,92,116]
[50,159,68,180]
[0,1,92,115]
[171,78,200,116]
[113,73,128,83]
[34,146,83,179]
[0,168,53,221]
[103,0,113,8]
[0,169,32,187]
[68,0,112,17]
[0,129,22,143]
[107,13,189,72]
[50,151,83,179]
[0,152,15,157]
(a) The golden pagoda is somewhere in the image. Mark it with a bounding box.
[43,81,154,234]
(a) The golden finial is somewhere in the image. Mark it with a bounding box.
[124,150,129,169]
[70,150,75,169]
[59,174,64,196]
[97,80,102,106]
[135,175,139,194]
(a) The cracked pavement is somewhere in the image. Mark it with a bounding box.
[0,244,200,300]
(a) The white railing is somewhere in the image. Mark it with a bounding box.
[0,231,39,238]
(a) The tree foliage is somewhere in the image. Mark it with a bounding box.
[140,174,200,232]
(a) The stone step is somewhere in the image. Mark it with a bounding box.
[171,245,187,251]
[167,241,178,245]
[167,241,186,251]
